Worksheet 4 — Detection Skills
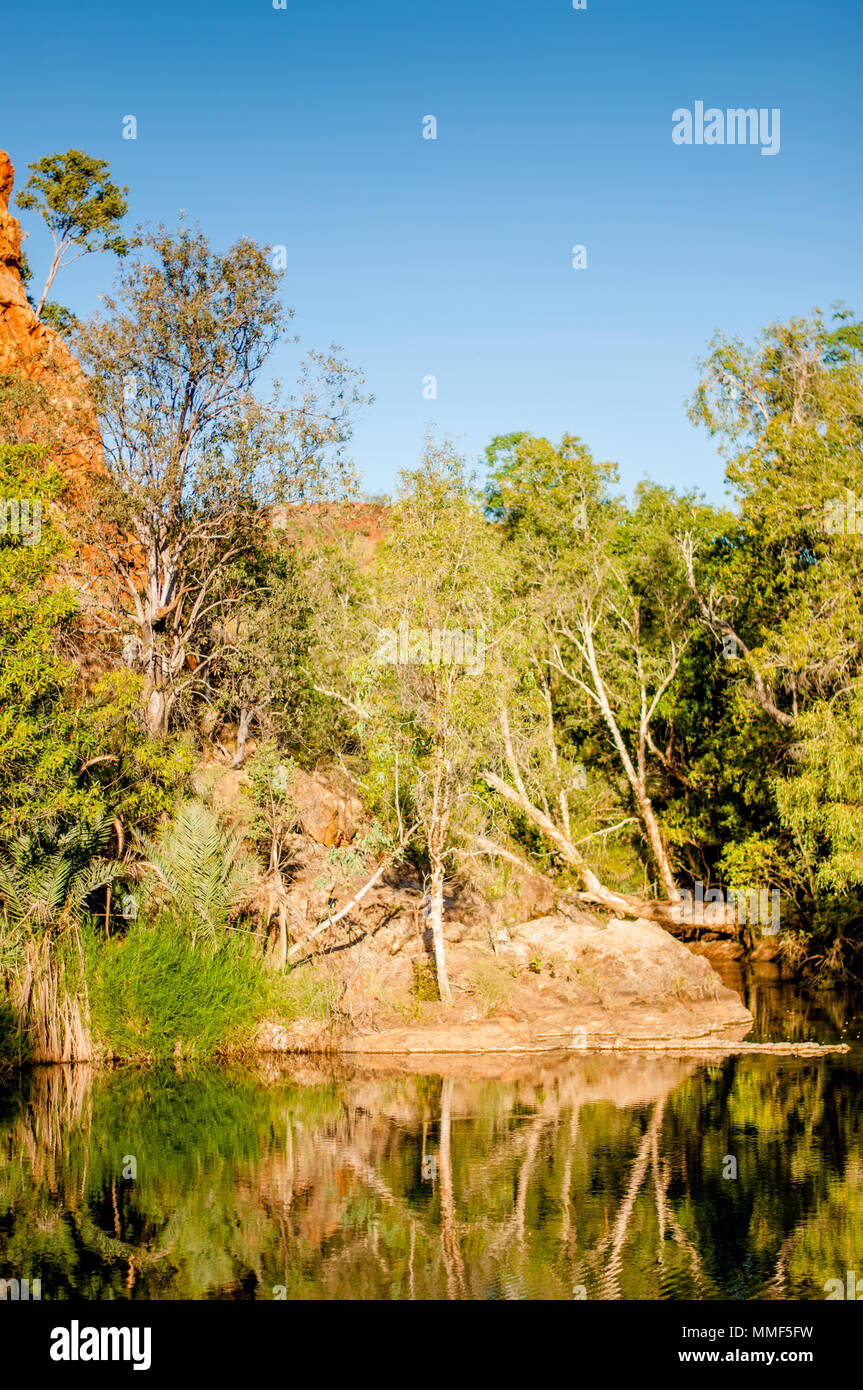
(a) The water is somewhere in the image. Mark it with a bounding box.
[1,966,861,1301]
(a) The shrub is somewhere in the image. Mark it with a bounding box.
[411,959,439,1002]
[471,956,511,1016]
[138,800,257,948]
[278,964,339,1024]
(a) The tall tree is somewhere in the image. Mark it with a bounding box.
[687,307,863,937]
[365,444,511,1002]
[75,224,365,735]
[485,433,715,922]
[316,443,510,1002]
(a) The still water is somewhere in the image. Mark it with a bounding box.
[1,966,861,1301]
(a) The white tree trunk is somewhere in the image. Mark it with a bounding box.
[232,706,251,767]
[428,858,453,1005]
[144,683,169,738]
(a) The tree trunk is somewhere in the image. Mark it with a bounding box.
[144,683,170,737]
[633,782,680,903]
[579,630,680,903]
[35,243,63,319]
[482,766,734,935]
[428,857,453,1005]
[232,706,251,768]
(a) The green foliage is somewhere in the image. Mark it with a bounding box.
[470,956,511,1015]
[86,923,271,1060]
[138,800,258,948]
[17,149,133,256]
[72,670,193,830]
[774,687,863,894]
[39,301,78,336]
[0,443,84,831]
[279,964,339,1023]
[0,447,187,841]
[410,959,439,1002]
[0,921,22,973]
[205,543,319,753]
[74,223,365,734]
[717,835,786,892]
[17,149,135,314]
[683,305,863,961]
[245,742,299,862]
[0,816,118,934]
[363,440,513,850]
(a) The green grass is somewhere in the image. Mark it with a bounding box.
[411,959,439,1002]
[86,922,274,1061]
[278,963,340,1023]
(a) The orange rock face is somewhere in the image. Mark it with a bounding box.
[0,147,100,482]
[0,149,115,683]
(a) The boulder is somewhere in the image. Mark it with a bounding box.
[292,770,363,847]
[499,914,730,1004]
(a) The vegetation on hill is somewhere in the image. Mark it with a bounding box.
[3,149,863,1063]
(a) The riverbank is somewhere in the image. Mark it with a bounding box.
[3,909,852,1071]
[257,910,846,1056]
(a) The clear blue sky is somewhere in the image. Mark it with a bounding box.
[3,0,861,502]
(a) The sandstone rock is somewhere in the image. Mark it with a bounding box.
[499,913,730,1005]
[0,150,99,477]
[291,770,363,847]
[495,872,556,925]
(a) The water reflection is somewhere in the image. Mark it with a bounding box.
[710,957,863,1045]
[1,1031,861,1301]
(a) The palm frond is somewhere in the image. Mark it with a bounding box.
[139,800,257,946]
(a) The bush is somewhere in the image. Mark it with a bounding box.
[471,956,512,1016]
[411,959,439,1002]
[279,964,339,1024]
[138,800,258,948]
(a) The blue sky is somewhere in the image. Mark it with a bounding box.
[3,0,861,502]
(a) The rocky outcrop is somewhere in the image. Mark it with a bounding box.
[291,770,364,847]
[0,148,99,479]
[0,153,33,332]
[498,914,729,1003]
[259,906,771,1054]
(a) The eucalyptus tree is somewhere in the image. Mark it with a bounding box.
[201,542,316,767]
[313,442,513,1002]
[362,444,513,1001]
[484,433,712,921]
[689,307,863,921]
[75,224,365,735]
[17,149,134,320]
[687,307,863,727]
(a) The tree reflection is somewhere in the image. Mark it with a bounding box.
[0,1050,860,1300]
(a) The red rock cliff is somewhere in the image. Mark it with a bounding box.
[0,147,100,477]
